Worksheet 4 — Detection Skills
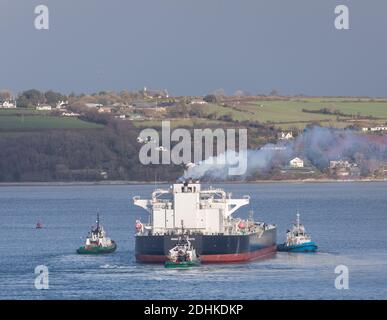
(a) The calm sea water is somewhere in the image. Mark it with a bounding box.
[0,182,386,300]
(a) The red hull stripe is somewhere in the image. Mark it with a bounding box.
[136,245,277,263]
[201,245,277,263]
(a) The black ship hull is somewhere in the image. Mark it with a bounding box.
[135,228,277,263]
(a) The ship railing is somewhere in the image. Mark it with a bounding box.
[212,198,226,203]
[200,199,226,207]
[200,189,226,199]
[152,199,173,208]
[152,189,171,199]
[163,230,205,236]
[152,199,171,203]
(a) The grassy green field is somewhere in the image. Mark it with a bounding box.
[2,98,387,131]
[132,98,387,130]
[197,98,387,129]
[0,108,51,115]
[132,118,227,128]
[0,115,103,130]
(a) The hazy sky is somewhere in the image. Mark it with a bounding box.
[1,0,387,96]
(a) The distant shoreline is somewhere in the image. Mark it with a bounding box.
[0,178,386,187]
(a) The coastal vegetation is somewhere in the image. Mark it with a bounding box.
[0,88,386,182]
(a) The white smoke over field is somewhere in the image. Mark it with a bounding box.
[183,126,387,180]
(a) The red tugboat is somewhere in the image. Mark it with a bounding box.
[133,180,277,263]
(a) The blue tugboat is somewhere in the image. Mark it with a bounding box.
[278,213,317,252]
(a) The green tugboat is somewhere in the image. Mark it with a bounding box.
[165,224,200,269]
[77,214,117,254]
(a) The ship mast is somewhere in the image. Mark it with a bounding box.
[248,209,254,222]
[180,220,185,235]
[296,211,300,230]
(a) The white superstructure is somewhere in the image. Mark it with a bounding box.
[85,224,114,247]
[133,181,251,235]
[167,234,199,263]
[284,213,312,246]
[82,214,114,248]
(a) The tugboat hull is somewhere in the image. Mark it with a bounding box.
[165,261,200,269]
[136,228,277,263]
[77,242,117,254]
[277,241,317,253]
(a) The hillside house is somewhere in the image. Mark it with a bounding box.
[190,99,208,105]
[289,157,304,168]
[330,160,350,169]
[329,160,360,178]
[98,107,112,113]
[56,100,69,109]
[362,126,387,132]
[142,87,169,99]
[381,164,387,177]
[278,131,294,140]
[36,104,52,111]
[62,112,80,117]
[1,100,16,108]
[85,103,103,109]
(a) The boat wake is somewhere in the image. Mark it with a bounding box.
[99,264,131,269]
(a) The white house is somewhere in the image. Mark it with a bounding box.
[190,100,208,105]
[85,103,103,109]
[1,100,16,108]
[143,87,169,98]
[362,126,387,132]
[62,112,80,117]
[56,100,68,109]
[290,157,304,168]
[36,105,52,111]
[278,131,294,140]
[371,126,387,132]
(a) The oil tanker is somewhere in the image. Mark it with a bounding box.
[133,180,277,263]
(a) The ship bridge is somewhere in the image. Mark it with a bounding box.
[133,181,250,235]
